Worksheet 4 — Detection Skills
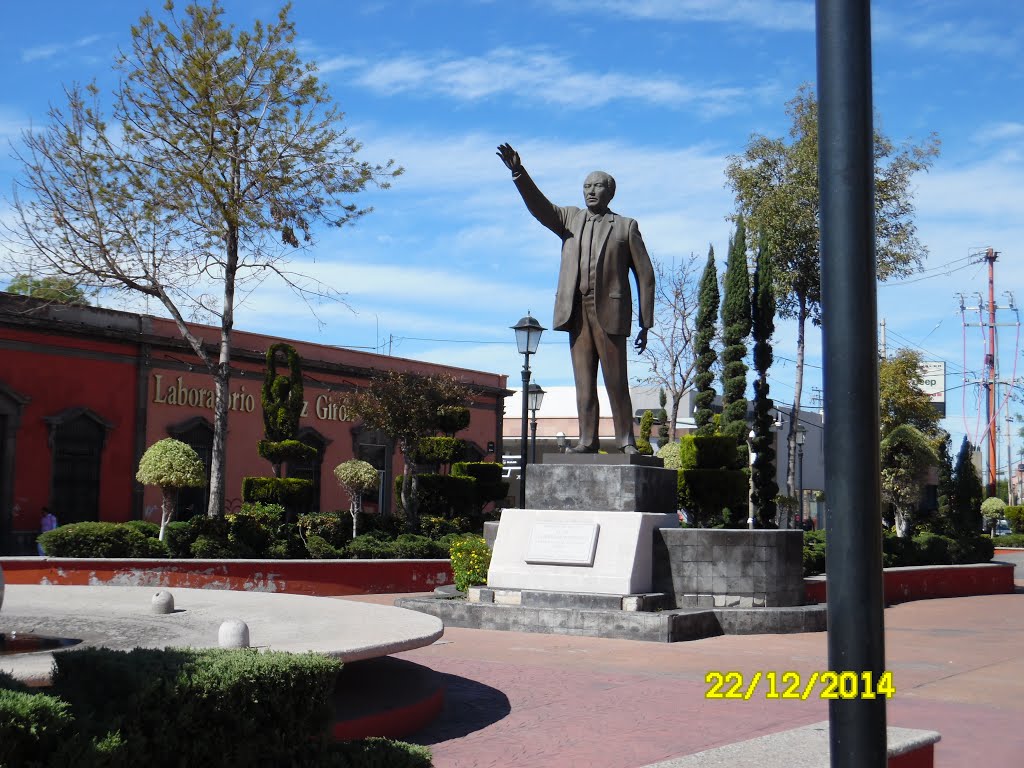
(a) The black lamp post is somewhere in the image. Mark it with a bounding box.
[512,313,545,508]
[747,428,756,530]
[796,424,807,528]
[528,382,545,466]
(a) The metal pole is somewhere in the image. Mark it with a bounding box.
[816,1,887,765]
[519,360,530,509]
[530,412,538,465]
[986,248,998,497]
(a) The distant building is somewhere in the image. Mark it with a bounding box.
[0,293,506,553]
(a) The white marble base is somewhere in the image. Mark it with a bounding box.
[487,508,678,595]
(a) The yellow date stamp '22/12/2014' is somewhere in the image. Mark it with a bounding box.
[704,671,896,701]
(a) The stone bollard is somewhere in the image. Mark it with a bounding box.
[151,590,174,614]
[218,619,250,649]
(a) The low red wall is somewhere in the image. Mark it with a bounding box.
[0,557,453,596]
[804,562,1015,604]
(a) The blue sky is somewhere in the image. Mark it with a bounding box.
[1,1,1023,466]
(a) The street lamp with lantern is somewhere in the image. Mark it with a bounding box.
[795,423,807,528]
[528,382,545,465]
[512,313,545,508]
[747,428,756,530]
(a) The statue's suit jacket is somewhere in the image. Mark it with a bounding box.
[513,168,655,335]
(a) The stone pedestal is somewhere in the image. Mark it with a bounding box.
[487,457,678,595]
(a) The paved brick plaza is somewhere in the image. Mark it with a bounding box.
[347,554,1024,767]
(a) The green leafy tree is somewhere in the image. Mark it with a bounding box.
[952,437,984,536]
[980,496,1006,536]
[879,348,942,439]
[344,371,469,530]
[693,246,719,436]
[720,215,751,455]
[750,239,778,526]
[333,460,381,538]
[880,425,937,537]
[725,83,939,496]
[5,274,87,304]
[136,438,206,540]
[8,2,400,517]
[640,254,700,442]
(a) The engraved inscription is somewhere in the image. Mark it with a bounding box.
[525,522,600,566]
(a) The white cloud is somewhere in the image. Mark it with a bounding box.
[345,47,749,114]
[973,122,1024,144]
[548,0,815,32]
[21,33,102,63]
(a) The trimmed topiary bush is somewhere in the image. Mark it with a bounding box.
[297,511,353,551]
[136,438,206,540]
[334,459,381,538]
[305,534,342,559]
[410,437,467,466]
[241,476,314,509]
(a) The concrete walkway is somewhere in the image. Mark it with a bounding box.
[347,559,1024,767]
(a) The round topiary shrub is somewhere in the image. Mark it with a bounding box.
[334,459,380,538]
[136,438,206,540]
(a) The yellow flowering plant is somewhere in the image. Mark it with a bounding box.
[448,535,491,592]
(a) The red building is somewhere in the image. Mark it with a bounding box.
[0,293,508,553]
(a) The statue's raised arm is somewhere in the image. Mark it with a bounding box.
[496,143,522,175]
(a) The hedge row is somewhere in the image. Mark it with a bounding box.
[802,530,996,576]
[0,648,432,768]
[38,509,473,561]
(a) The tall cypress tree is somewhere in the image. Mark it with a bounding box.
[952,436,983,536]
[694,245,719,436]
[720,216,752,448]
[751,240,778,526]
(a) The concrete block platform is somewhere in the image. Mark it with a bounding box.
[396,589,826,643]
[1,584,444,683]
[638,721,940,767]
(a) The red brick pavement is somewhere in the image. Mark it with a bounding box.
[348,580,1024,767]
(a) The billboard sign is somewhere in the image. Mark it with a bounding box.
[919,361,946,417]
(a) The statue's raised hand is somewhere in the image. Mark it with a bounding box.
[496,143,521,175]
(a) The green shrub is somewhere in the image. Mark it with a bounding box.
[0,688,76,768]
[392,533,443,559]
[802,529,827,576]
[419,515,473,540]
[680,468,747,527]
[38,521,169,558]
[953,534,994,564]
[227,503,284,557]
[122,519,161,538]
[241,476,314,508]
[51,647,341,768]
[415,474,477,518]
[346,534,395,559]
[257,438,316,465]
[451,462,507,506]
[298,511,353,550]
[410,437,467,465]
[360,511,408,539]
[0,670,29,694]
[305,534,342,559]
[163,521,192,558]
[434,532,475,555]
[912,532,956,566]
[993,532,1024,547]
[657,440,682,469]
[635,437,654,456]
[190,535,238,559]
[321,737,432,768]
[449,535,491,592]
[436,405,471,436]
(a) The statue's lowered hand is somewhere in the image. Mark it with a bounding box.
[496,143,521,174]
[634,328,649,354]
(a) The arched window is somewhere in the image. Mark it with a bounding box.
[45,408,112,526]
[0,381,30,553]
[167,417,213,520]
[286,427,330,514]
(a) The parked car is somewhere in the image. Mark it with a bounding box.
[994,519,1012,537]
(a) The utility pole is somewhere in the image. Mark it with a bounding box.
[958,249,1018,499]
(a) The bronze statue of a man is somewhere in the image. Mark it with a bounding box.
[497,143,655,454]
